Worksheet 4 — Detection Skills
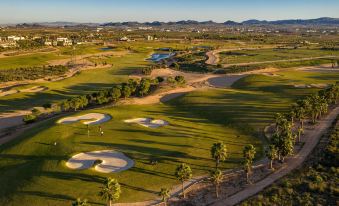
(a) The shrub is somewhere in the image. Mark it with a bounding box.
[23,114,37,124]
[175,75,186,84]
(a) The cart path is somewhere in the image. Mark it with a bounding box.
[211,106,339,206]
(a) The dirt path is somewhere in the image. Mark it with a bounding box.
[211,106,339,206]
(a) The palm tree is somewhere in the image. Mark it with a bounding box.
[297,126,304,143]
[175,163,192,198]
[158,188,170,206]
[209,169,223,198]
[99,178,121,206]
[211,142,228,169]
[72,198,90,206]
[243,145,256,184]
[265,145,278,170]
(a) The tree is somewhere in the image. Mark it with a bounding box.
[121,84,132,99]
[138,78,151,96]
[23,114,37,124]
[297,126,304,143]
[211,142,228,169]
[158,188,170,206]
[265,145,278,170]
[72,198,90,206]
[175,75,185,84]
[243,145,256,184]
[109,86,122,102]
[209,169,223,198]
[99,178,121,206]
[174,163,192,198]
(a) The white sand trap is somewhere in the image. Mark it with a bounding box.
[124,118,169,128]
[57,113,111,125]
[293,84,329,89]
[66,150,134,173]
[21,86,48,93]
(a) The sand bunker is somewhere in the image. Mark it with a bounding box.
[0,86,48,97]
[293,84,329,89]
[124,118,169,128]
[57,113,111,125]
[20,86,48,93]
[66,150,134,173]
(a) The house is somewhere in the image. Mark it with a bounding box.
[119,36,131,42]
[56,37,73,46]
[7,35,25,41]
[44,40,53,46]
[147,35,154,41]
[0,42,17,48]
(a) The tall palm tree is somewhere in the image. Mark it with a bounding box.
[72,198,90,206]
[211,142,228,169]
[265,145,278,170]
[209,169,223,198]
[158,188,170,206]
[175,163,192,198]
[297,126,304,143]
[99,178,121,206]
[243,145,256,184]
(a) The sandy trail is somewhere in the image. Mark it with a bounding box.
[66,150,134,173]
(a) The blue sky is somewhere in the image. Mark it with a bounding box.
[0,0,338,23]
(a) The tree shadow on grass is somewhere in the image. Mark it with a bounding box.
[41,171,104,183]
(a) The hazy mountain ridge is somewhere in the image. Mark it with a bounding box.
[9,17,339,27]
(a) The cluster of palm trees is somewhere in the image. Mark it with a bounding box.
[267,83,339,170]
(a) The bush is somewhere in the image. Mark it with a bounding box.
[0,65,68,82]
[175,75,186,84]
[156,76,165,83]
[23,114,37,124]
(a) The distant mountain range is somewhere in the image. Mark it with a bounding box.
[8,17,339,27]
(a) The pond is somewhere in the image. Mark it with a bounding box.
[148,52,175,62]
[100,47,114,51]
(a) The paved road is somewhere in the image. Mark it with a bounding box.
[211,106,339,206]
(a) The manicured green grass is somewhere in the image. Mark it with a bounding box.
[0,53,65,70]
[0,102,258,205]
[220,48,339,65]
[0,70,338,205]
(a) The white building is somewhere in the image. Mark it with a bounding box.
[56,37,73,46]
[147,35,154,41]
[7,35,25,41]
[0,42,17,48]
[120,36,131,42]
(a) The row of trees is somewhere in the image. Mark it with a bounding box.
[59,78,159,112]
[266,83,339,170]
[0,65,68,82]
[25,76,186,124]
